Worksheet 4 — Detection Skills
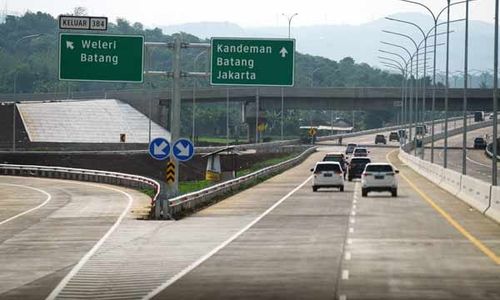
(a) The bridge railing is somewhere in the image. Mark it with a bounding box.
[0,163,162,217]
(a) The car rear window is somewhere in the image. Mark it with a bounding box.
[475,138,485,142]
[365,165,393,172]
[315,163,341,172]
[323,155,343,162]
[354,149,367,154]
[350,158,370,164]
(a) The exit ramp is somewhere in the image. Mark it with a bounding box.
[17,99,170,143]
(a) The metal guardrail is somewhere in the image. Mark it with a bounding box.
[166,146,317,218]
[0,163,162,216]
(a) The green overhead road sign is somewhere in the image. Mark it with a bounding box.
[210,37,295,86]
[59,33,144,82]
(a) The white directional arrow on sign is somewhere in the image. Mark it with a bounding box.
[279,47,288,58]
[154,141,168,155]
[66,41,74,50]
[176,142,190,157]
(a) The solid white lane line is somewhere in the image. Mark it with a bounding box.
[0,183,52,226]
[46,184,134,300]
[143,175,314,300]
[342,270,349,280]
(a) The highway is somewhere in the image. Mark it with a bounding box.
[423,123,499,183]
[1,130,500,299]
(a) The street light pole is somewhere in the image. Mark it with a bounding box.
[444,0,451,168]
[493,0,499,186]
[281,13,298,141]
[400,0,471,164]
[192,50,208,144]
[12,33,44,152]
[382,30,420,143]
[462,0,469,175]
[380,42,414,138]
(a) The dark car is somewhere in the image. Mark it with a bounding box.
[345,143,357,156]
[323,153,348,176]
[348,157,371,181]
[375,134,386,144]
[473,137,487,149]
[389,132,399,142]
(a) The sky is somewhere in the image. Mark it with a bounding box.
[2,0,496,28]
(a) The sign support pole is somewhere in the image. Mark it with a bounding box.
[162,37,182,218]
[255,88,260,143]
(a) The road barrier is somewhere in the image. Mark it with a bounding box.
[457,176,491,213]
[398,119,499,223]
[0,164,162,218]
[440,169,462,196]
[487,186,500,221]
[167,146,316,219]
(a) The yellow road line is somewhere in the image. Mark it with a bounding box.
[387,149,500,265]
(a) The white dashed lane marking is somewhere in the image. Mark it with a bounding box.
[342,270,349,280]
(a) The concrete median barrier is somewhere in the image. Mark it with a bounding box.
[440,169,462,196]
[486,186,500,222]
[457,176,491,212]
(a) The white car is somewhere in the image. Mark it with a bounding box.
[361,163,399,197]
[311,162,344,192]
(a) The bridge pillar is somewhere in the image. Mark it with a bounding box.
[243,101,268,143]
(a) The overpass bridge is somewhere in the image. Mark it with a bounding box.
[0,87,495,113]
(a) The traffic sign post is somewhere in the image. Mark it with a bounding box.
[148,137,171,161]
[210,37,295,86]
[59,33,144,82]
[172,138,195,162]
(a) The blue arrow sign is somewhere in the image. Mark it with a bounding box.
[148,137,170,160]
[172,138,195,162]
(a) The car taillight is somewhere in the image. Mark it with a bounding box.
[314,171,321,174]
[363,173,372,176]
[387,172,395,176]
[335,171,342,174]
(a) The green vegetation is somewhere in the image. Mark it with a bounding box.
[139,187,156,198]
[179,180,213,195]
[237,153,298,177]
[177,152,298,194]
[0,10,408,134]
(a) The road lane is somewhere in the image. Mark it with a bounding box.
[3,132,500,299]
[0,183,51,227]
[425,124,500,182]
[151,144,500,300]
[0,176,150,300]
[152,147,354,300]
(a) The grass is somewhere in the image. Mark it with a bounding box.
[179,180,213,195]
[176,152,299,195]
[139,187,156,198]
[196,136,246,144]
[237,153,298,177]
